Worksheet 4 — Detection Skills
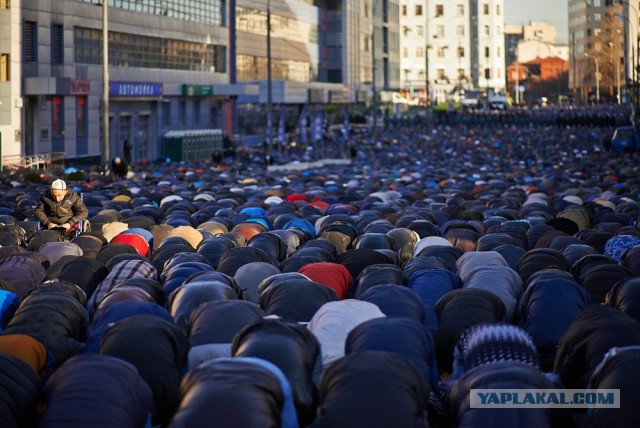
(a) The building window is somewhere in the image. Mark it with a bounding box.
[484,68,490,79]
[0,0,9,9]
[76,0,224,26]
[402,47,408,58]
[416,47,424,57]
[483,3,489,14]
[457,25,465,36]
[416,25,423,36]
[76,96,87,136]
[483,25,490,36]
[456,4,464,15]
[437,68,445,80]
[496,47,501,57]
[214,45,227,73]
[458,47,465,57]
[74,27,227,73]
[435,4,444,16]
[437,47,446,57]
[436,25,444,38]
[51,23,64,64]
[496,4,500,15]
[415,5,422,16]
[401,4,406,15]
[0,54,8,81]
[485,47,490,57]
[24,21,37,63]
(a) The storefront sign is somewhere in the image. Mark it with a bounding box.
[70,80,91,95]
[110,82,163,97]
[182,84,213,97]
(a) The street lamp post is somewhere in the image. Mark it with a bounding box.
[425,43,430,127]
[266,0,273,164]
[371,0,377,135]
[102,0,110,167]
[610,41,621,104]
[584,53,600,103]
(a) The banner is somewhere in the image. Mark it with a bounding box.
[342,105,350,141]
[312,109,324,143]
[278,105,286,146]
[299,104,308,144]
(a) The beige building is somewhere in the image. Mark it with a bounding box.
[399,0,506,104]
[0,1,22,160]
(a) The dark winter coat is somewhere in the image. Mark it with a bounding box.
[553,305,640,389]
[449,362,554,428]
[584,346,640,428]
[518,275,591,371]
[434,288,506,374]
[312,351,430,428]
[170,357,298,428]
[99,314,189,426]
[40,354,153,428]
[0,354,42,428]
[605,277,640,323]
[34,189,88,228]
[232,318,320,426]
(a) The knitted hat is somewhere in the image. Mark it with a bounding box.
[51,179,67,190]
[455,322,540,373]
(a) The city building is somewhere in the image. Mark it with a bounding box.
[2,0,230,163]
[505,22,569,102]
[568,0,636,102]
[232,0,401,143]
[0,0,402,163]
[505,22,569,67]
[399,0,505,104]
[504,25,524,67]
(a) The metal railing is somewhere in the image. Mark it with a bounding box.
[1,152,65,171]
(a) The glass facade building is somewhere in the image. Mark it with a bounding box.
[1,0,405,160]
[13,0,229,161]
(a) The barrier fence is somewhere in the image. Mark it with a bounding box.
[1,152,65,171]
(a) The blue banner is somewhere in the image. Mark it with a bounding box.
[312,110,324,142]
[278,106,286,145]
[342,105,350,141]
[266,107,273,147]
[110,82,163,97]
[299,104,308,144]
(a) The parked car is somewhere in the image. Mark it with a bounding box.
[609,126,638,153]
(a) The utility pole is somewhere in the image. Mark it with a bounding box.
[266,0,273,164]
[585,53,600,103]
[611,41,621,104]
[371,0,377,135]
[425,43,429,122]
[102,0,110,167]
[424,0,430,130]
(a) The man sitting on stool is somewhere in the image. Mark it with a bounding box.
[34,179,88,237]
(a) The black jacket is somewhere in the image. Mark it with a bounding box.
[34,189,88,227]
